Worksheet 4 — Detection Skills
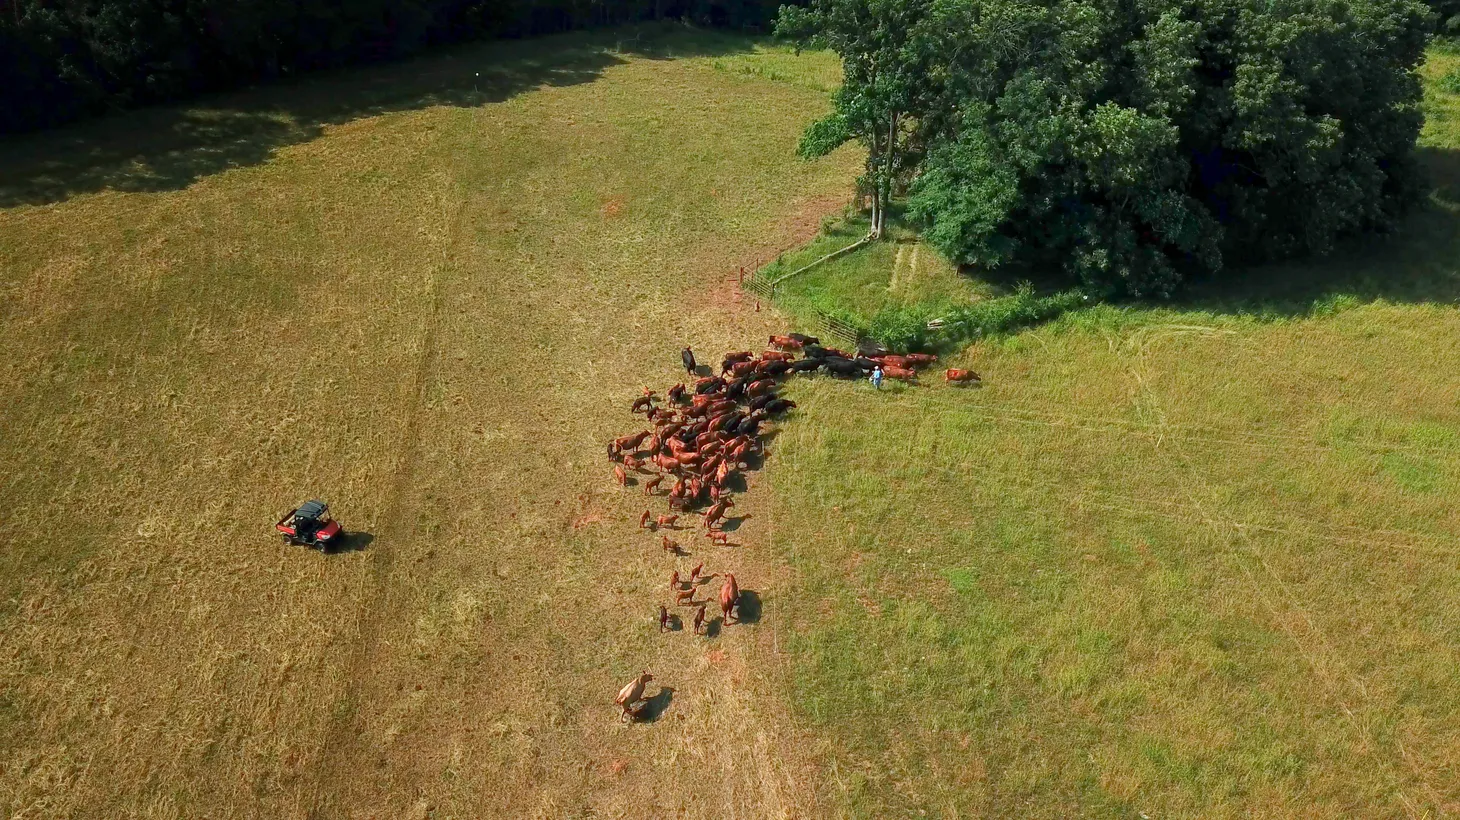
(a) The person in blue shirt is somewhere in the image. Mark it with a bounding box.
[870,365,884,389]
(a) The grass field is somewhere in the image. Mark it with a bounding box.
[3,22,1460,819]
[761,45,1460,816]
[0,26,857,818]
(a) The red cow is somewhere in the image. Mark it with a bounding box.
[729,360,757,377]
[746,380,774,398]
[643,474,664,495]
[639,510,652,529]
[904,353,938,367]
[720,573,740,623]
[614,465,628,486]
[882,365,917,382]
[656,514,679,529]
[878,355,912,369]
[760,351,793,362]
[768,335,804,351]
[945,368,981,384]
[693,605,707,634]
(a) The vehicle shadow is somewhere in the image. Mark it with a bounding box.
[0,24,758,208]
[331,531,374,554]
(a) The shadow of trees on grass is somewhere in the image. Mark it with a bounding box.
[0,24,755,208]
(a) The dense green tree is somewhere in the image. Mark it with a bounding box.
[788,0,1432,296]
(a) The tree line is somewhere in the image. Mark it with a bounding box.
[0,0,786,134]
[780,0,1439,296]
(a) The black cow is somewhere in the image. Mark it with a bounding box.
[764,398,797,415]
[695,377,725,395]
[747,393,778,412]
[802,345,829,359]
[760,360,792,378]
[788,333,821,345]
[823,358,864,379]
[789,359,822,373]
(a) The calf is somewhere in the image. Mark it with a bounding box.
[945,368,981,384]
[705,531,730,546]
[674,587,698,607]
[614,465,628,486]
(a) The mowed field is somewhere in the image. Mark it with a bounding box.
[0,28,857,818]
[5,25,1460,820]
[764,48,1460,816]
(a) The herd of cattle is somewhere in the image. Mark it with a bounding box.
[608,334,971,720]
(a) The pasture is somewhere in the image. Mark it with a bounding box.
[0,27,855,818]
[2,20,1459,819]
[763,45,1460,816]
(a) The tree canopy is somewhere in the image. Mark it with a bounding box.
[782,0,1433,296]
[0,0,792,134]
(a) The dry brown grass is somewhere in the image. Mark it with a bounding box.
[0,30,856,817]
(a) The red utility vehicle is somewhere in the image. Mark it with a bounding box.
[275,500,342,551]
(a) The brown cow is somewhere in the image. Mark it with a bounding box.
[882,365,917,382]
[945,368,982,384]
[630,395,653,414]
[768,335,804,351]
[639,510,652,529]
[614,465,628,486]
[760,350,794,362]
[904,353,938,367]
[612,430,649,453]
[877,354,912,369]
[693,605,707,634]
[670,570,681,590]
[705,531,730,546]
[622,455,643,472]
[728,360,757,377]
[658,605,669,633]
[746,380,775,398]
[689,562,704,583]
[720,573,739,623]
[674,587,697,606]
[662,535,680,555]
[643,474,664,495]
[656,514,679,529]
[723,351,754,364]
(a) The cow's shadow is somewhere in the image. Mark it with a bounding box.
[639,686,675,722]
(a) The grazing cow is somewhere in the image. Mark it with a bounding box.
[656,514,679,529]
[760,351,794,363]
[945,368,981,384]
[703,505,728,530]
[667,383,687,404]
[705,531,730,546]
[616,672,653,720]
[662,535,680,554]
[693,605,707,634]
[882,365,917,382]
[659,606,669,633]
[674,587,697,606]
[769,335,804,351]
[670,570,681,590]
[759,360,792,378]
[787,333,820,345]
[689,562,704,583]
[631,395,653,414]
[639,510,652,529]
[653,454,679,472]
[612,430,649,453]
[904,353,938,367]
[643,474,664,496]
[747,391,782,411]
[720,573,739,623]
[764,398,797,415]
[622,455,643,472]
[614,465,628,486]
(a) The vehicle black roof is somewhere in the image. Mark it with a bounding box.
[296,499,328,519]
